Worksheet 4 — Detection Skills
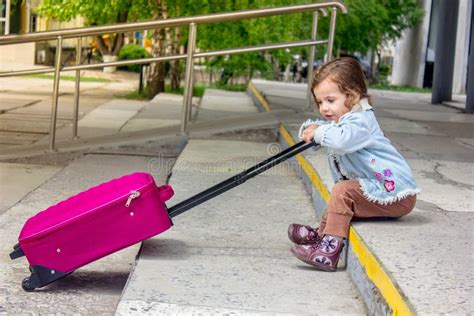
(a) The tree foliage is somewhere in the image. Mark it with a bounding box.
[35,0,424,91]
[184,0,309,81]
[36,0,150,25]
[331,0,424,53]
[156,0,423,82]
[36,0,150,56]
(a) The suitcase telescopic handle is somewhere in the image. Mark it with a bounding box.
[168,140,319,218]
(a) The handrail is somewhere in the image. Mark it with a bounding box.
[0,1,347,151]
[0,39,327,77]
[0,2,345,45]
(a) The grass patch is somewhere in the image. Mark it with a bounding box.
[370,82,431,93]
[165,85,206,98]
[24,74,112,83]
[211,83,247,92]
[116,88,151,101]
[165,83,246,96]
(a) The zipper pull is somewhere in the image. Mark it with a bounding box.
[125,190,141,207]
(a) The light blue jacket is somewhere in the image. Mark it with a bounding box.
[299,98,419,205]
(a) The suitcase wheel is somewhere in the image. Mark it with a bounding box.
[21,265,69,291]
[22,277,36,292]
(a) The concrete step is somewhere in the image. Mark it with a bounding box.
[0,111,281,160]
[0,91,281,160]
[0,162,61,214]
[116,139,366,315]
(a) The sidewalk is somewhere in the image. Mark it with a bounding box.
[1,86,366,314]
[1,78,472,314]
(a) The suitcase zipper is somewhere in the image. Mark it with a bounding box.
[125,190,141,207]
[21,184,154,243]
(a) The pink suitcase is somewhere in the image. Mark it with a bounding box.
[10,172,174,291]
[10,141,316,291]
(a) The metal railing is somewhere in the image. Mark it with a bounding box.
[0,1,347,151]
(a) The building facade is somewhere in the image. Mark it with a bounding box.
[0,0,88,67]
[391,0,472,95]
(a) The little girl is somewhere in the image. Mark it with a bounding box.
[289,57,419,271]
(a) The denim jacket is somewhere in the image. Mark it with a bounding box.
[299,98,419,205]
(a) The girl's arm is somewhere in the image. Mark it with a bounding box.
[313,113,372,154]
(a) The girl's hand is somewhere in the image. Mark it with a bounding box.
[302,124,318,143]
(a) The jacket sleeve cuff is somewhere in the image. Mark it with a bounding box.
[313,124,332,145]
[298,119,316,139]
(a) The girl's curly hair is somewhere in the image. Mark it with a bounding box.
[311,57,371,109]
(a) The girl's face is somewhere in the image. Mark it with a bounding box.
[313,78,355,122]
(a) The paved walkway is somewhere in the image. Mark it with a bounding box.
[1,85,366,314]
[1,77,473,314]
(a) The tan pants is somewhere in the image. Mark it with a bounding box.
[320,180,416,238]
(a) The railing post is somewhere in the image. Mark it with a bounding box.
[73,37,82,139]
[181,23,197,134]
[5,0,10,35]
[326,7,337,62]
[49,36,63,151]
[306,11,319,111]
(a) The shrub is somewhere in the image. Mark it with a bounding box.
[379,64,390,76]
[118,44,150,72]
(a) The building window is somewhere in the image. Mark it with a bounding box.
[30,13,36,33]
[0,0,7,35]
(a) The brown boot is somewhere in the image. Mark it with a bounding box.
[287,223,321,245]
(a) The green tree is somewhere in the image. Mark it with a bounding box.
[36,0,423,95]
[36,0,150,58]
[329,0,424,79]
[193,0,306,83]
